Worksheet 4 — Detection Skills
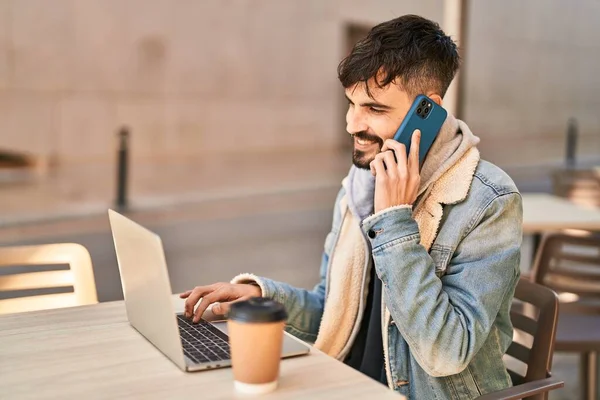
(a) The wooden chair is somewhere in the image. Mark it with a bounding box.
[532,232,600,400]
[0,243,97,314]
[477,278,563,400]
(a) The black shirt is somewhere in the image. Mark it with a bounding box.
[343,262,388,385]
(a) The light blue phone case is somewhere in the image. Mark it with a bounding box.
[393,94,447,165]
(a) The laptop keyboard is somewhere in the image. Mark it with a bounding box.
[176,315,231,364]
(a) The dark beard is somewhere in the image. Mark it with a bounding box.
[351,131,383,169]
[352,149,373,169]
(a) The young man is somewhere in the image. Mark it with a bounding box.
[181,15,522,399]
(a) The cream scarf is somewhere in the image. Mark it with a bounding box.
[313,114,481,359]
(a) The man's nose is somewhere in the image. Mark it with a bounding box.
[346,109,368,135]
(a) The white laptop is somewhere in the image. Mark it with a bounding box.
[108,209,310,372]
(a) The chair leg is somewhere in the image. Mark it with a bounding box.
[580,351,598,400]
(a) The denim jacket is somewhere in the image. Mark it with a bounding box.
[233,157,522,399]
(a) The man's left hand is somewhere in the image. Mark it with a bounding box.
[370,130,421,213]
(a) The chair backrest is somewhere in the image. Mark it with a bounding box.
[532,232,600,315]
[0,243,97,314]
[506,278,559,392]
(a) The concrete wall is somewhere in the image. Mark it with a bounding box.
[0,0,442,163]
[3,0,596,185]
[463,0,600,184]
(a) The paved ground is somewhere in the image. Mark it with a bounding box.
[0,185,340,301]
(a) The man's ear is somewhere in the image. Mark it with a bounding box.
[427,93,443,106]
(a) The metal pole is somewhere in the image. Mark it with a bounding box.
[566,117,578,169]
[115,126,130,211]
[442,0,468,118]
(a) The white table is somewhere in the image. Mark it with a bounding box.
[522,193,600,234]
[0,297,403,399]
[520,193,600,271]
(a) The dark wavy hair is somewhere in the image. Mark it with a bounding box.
[338,15,460,99]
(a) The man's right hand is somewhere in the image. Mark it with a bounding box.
[180,282,262,323]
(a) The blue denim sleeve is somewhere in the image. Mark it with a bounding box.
[231,188,345,343]
[361,192,522,377]
[237,251,328,343]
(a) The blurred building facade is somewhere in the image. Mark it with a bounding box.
[0,0,598,190]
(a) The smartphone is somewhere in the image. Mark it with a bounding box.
[393,94,447,166]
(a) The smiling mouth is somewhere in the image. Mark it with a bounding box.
[355,137,378,147]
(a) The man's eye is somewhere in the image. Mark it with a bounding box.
[370,107,384,114]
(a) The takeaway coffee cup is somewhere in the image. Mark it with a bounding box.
[227,297,288,394]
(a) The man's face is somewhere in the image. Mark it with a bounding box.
[345,79,413,169]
